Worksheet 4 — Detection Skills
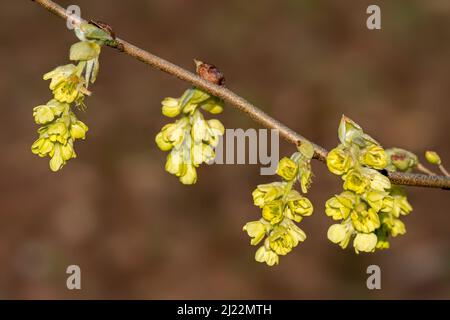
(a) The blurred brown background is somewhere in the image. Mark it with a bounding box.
[0,0,449,299]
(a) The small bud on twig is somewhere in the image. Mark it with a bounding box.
[194,60,225,86]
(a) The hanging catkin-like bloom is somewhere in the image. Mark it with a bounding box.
[155,61,226,184]
[155,87,225,184]
[243,142,315,266]
[326,116,413,253]
[31,22,115,171]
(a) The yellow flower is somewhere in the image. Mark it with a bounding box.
[61,141,76,161]
[47,120,70,144]
[161,97,181,118]
[281,219,307,246]
[205,119,225,148]
[327,223,352,249]
[179,164,197,185]
[191,110,209,143]
[327,146,353,175]
[276,157,298,181]
[243,220,267,245]
[157,117,190,151]
[262,200,284,225]
[363,168,391,191]
[285,190,313,222]
[364,190,388,212]
[268,226,297,256]
[70,120,88,140]
[350,201,380,233]
[200,99,224,114]
[381,191,412,217]
[255,246,279,266]
[165,149,184,176]
[361,145,388,170]
[380,213,406,237]
[33,105,55,124]
[192,143,215,165]
[343,169,368,194]
[43,64,88,104]
[31,137,54,157]
[425,151,441,165]
[353,233,377,253]
[325,191,356,220]
[252,182,286,208]
[390,219,406,237]
[49,143,65,172]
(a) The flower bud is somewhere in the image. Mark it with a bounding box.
[298,141,315,160]
[201,99,224,114]
[70,120,88,140]
[70,41,101,61]
[155,132,173,151]
[386,148,418,172]
[338,115,363,145]
[161,98,181,118]
[425,151,441,165]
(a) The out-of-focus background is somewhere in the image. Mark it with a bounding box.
[0,0,449,299]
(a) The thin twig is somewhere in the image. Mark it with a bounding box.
[416,163,437,176]
[31,0,450,190]
[439,165,450,178]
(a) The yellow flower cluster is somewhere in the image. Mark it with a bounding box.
[155,88,225,184]
[31,22,113,171]
[243,142,315,266]
[326,116,413,253]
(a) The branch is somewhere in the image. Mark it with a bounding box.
[31,0,450,190]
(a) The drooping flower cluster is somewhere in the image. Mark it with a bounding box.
[155,88,225,184]
[326,116,413,253]
[243,142,315,266]
[31,22,114,171]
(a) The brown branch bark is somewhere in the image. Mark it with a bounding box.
[31,0,450,190]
